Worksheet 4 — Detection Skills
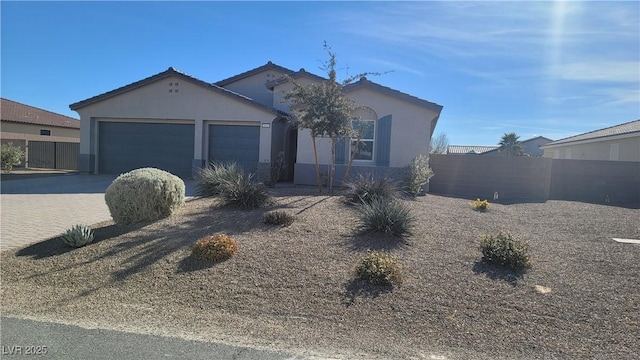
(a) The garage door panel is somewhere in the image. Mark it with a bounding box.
[209,125,259,173]
[99,122,194,177]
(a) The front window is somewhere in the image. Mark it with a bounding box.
[351,119,375,161]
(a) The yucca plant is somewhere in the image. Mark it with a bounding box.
[218,172,272,210]
[344,173,398,205]
[195,162,244,197]
[61,224,95,248]
[357,195,415,237]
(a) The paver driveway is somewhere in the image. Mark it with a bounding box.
[0,174,116,250]
[0,174,196,251]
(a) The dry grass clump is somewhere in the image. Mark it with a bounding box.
[262,210,295,227]
[191,234,238,262]
[355,251,403,286]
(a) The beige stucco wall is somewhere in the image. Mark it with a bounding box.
[74,75,278,173]
[543,135,640,162]
[1,121,79,138]
[221,70,288,108]
[280,83,439,168]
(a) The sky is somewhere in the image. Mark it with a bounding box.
[1,1,639,146]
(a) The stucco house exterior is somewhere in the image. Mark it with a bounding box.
[69,62,443,183]
[541,120,640,162]
[1,98,80,168]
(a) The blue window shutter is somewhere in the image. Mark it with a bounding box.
[375,115,392,167]
[335,137,347,165]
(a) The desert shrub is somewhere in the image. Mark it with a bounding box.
[61,224,94,248]
[480,232,531,269]
[195,162,243,197]
[344,173,398,205]
[403,154,434,197]
[1,142,25,172]
[471,199,489,211]
[104,167,185,225]
[191,234,238,262]
[357,195,415,237]
[356,251,403,286]
[218,172,272,209]
[263,210,295,227]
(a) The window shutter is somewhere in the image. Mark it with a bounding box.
[335,137,347,165]
[375,115,392,166]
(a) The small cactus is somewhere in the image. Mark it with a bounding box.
[61,224,95,248]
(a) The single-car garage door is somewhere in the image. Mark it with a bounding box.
[209,125,259,173]
[99,122,194,177]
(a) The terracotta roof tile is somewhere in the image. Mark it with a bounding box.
[1,98,79,129]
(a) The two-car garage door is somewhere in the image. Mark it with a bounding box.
[98,122,259,177]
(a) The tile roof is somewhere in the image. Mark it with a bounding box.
[215,61,297,87]
[1,98,79,128]
[447,145,498,154]
[69,67,288,117]
[544,119,640,146]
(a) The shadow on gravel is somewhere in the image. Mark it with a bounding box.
[343,279,394,307]
[347,233,410,251]
[472,260,526,286]
[176,256,229,273]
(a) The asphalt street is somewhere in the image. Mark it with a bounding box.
[0,317,301,360]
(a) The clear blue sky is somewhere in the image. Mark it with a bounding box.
[2,1,638,146]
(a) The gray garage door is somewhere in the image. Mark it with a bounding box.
[99,122,194,177]
[209,125,259,173]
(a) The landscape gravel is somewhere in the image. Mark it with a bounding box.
[1,188,639,359]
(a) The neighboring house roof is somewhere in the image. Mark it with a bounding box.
[483,136,554,155]
[542,119,640,147]
[447,145,498,154]
[69,67,288,117]
[1,98,79,129]
[215,61,297,87]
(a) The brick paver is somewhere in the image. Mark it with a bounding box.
[0,194,111,250]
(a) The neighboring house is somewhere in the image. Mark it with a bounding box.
[69,62,443,183]
[541,120,640,162]
[483,136,553,156]
[447,145,498,155]
[1,98,80,168]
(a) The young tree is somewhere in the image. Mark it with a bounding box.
[285,43,381,192]
[429,132,449,154]
[498,132,524,156]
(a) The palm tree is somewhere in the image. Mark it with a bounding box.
[498,132,524,156]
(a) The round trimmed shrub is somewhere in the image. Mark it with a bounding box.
[105,168,185,225]
[191,234,238,262]
[480,232,531,269]
[356,251,403,286]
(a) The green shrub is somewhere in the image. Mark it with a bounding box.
[344,173,398,205]
[357,196,415,237]
[61,224,94,248]
[356,251,403,286]
[104,168,185,225]
[1,142,25,172]
[191,234,238,262]
[471,199,489,211]
[403,154,434,197]
[218,172,272,209]
[480,232,531,269]
[263,210,295,227]
[195,162,243,197]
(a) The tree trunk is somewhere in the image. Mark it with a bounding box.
[311,133,322,193]
[329,137,336,193]
[341,127,364,188]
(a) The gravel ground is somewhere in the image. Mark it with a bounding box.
[1,188,639,360]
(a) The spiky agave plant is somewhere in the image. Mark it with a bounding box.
[61,224,95,248]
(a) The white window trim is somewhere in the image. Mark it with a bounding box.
[350,119,376,164]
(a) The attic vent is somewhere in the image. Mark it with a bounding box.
[169,82,179,93]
